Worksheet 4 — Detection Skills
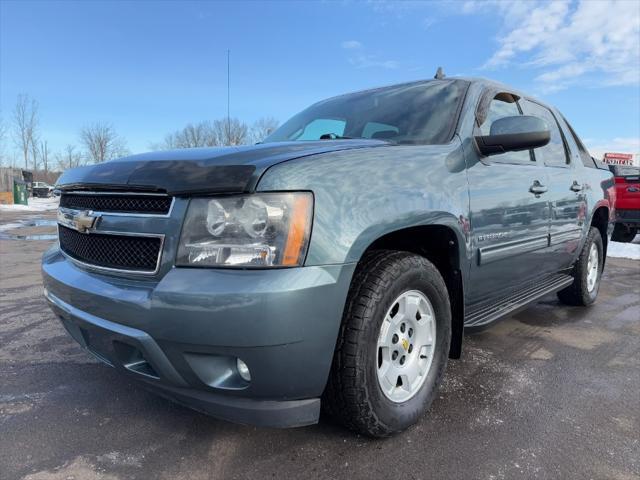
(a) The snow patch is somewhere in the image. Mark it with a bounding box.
[607,235,640,260]
[0,197,59,212]
[0,222,24,232]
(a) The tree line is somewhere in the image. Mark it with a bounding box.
[0,93,280,175]
[153,116,278,150]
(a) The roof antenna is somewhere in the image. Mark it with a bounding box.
[227,49,231,145]
[434,66,445,80]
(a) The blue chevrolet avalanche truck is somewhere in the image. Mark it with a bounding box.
[43,76,614,437]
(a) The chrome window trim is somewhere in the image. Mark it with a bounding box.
[60,191,175,218]
[57,224,165,276]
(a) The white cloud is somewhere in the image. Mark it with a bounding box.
[422,17,436,30]
[341,40,399,69]
[584,137,640,160]
[348,55,399,69]
[463,0,640,92]
[341,40,362,50]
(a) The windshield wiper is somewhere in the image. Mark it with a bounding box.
[319,133,354,140]
[317,133,398,144]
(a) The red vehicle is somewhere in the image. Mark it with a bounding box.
[610,164,640,242]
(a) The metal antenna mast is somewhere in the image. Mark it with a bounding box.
[227,49,230,145]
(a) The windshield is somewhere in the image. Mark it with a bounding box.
[263,80,468,145]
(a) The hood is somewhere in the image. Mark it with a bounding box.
[56,140,388,195]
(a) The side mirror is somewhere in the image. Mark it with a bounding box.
[475,115,550,156]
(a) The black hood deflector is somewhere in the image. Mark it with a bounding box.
[56,140,387,195]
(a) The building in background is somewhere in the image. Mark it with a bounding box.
[602,152,640,167]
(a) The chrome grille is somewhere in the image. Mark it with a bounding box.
[60,192,172,215]
[58,225,162,273]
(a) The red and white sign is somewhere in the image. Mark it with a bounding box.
[603,152,634,166]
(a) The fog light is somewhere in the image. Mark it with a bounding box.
[236,358,251,382]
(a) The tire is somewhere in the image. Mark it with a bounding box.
[557,227,604,306]
[324,250,451,437]
[611,224,637,243]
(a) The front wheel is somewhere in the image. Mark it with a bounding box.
[324,251,451,437]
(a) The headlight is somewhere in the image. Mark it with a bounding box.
[176,192,313,267]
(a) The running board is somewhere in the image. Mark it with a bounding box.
[464,274,574,328]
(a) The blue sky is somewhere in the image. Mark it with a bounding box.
[1,0,639,163]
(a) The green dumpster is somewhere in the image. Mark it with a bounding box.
[13,180,28,205]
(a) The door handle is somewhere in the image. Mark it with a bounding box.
[529,180,548,195]
[570,181,583,192]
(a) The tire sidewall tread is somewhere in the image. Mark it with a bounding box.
[325,250,451,437]
[558,227,603,306]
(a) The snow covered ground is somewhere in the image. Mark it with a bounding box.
[608,235,640,260]
[0,197,59,212]
[0,221,26,232]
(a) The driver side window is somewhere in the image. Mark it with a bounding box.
[480,94,533,165]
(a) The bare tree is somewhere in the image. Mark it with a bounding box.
[30,140,39,171]
[164,122,218,148]
[184,122,212,147]
[250,117,279,143]
[56,144,83,171]
[13,94,39,169]
[40,140,50,173]
[213,117,248,146]
[111,140,130,159]
[80,122,128,163]
[30,130,41,171]
[0,117,7,166]
[161,120,232,149]
[157,133,177,150]
[158,117,250,151]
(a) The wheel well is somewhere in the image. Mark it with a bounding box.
[363,225,464,359]
[590,206,609,260]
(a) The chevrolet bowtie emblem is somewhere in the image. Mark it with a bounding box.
[57,208,101,233]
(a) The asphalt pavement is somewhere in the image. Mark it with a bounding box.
[1,208,639,480]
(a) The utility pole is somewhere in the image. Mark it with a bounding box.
[227,49,230,145]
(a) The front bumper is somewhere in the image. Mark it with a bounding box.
[615,209,640,227]
[42,246,355,427]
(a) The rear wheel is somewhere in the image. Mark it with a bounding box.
[324,250,451,437]
[557,227,603,306]
[611,224,637,243]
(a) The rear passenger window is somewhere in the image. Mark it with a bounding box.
[521,100,568,167]
[479,94,532,165]
[562,116,598,168]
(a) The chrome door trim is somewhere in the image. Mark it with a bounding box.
[478,234,549,265]
[549,227,583,245]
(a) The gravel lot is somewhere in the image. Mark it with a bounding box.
[1,208,639,480]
